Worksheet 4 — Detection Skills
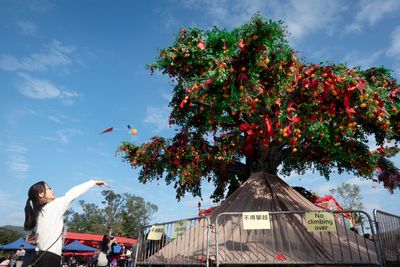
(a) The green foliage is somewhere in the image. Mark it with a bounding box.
[65,190,157,238]
[0,227,22,245]
[293,186,319,203]
[329,182,364,210]
[119,14,400,201]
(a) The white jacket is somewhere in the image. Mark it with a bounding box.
[36,180,97,255]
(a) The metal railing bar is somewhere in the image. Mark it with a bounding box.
[271,214,276,262]
[263,228,267,262]
[360,214,371,263]
[283,215,293,262]
[343,215,353,262]
[239,216,243,262]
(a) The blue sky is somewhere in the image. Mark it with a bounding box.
[1,0,400,228]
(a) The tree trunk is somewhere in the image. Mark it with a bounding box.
[246,142,283,174]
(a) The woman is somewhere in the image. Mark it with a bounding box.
[14,245,25,267]
[97,235,110,266]
[97,234,117,267]
[24,179,110,266]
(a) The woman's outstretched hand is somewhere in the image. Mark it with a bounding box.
[94,180,111,187]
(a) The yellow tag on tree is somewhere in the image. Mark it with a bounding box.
[147,225,165,240]
[306,212,336,232]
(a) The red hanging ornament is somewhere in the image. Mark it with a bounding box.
[266,117,274,136]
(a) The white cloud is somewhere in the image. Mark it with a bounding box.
[87,146,108,157]
[386,26,400,59]
[17,73,60,99]
[365,135,379,151]
[0,211,25,227]
[4,143,30,180]
[281,169,319,183]
[364,134,398,152]
[46,115,63,124]
[42,129,83,145]
[364,202,381,215]
[0,55,20,71]
[144,106,171,132]
[393,64,400,80]
[17,73,79,102]
[26,0,54,13]
[41,136,58,142]
[6,143,29,154]
[60,90,79,99]
[309,48,331,61]
[278,0,344,41]
[178,0,345,42]
[315,182,338,196]
[0,191,19,209]
[55,129,83,144]
[346,177,373,187]
[161,92,172,102]
[16,20,37,36]
[27,109,77,124]
[0,40,76,72]
[345,0,400,33]
[7,155,30,177]
[342,50,384,69]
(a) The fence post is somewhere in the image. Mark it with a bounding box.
[215,213,221,267]
[373,209,387,267]
[205,216,211,267]
[133,229,142,267]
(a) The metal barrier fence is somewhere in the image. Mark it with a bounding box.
[215,210,380,266]
[134,216,210,267]
[373,209,400,263]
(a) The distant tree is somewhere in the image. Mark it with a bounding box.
[65,190,158,238]
[329,182,364,210]
[293,186,319,203]
[65,201,106,234]
[102,190,124,232]
[330,182,365,226]
[119,194,159,238]
[0,227,22,245]
[118,15,400,203]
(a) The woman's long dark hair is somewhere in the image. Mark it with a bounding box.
[100,234,111,253]
[24,181,46,231]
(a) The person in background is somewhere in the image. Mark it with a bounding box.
[108,236,119,267]
[22,231,36,267]
[118,245,127,267]
[69,256,77,267]
[110,257,117,267]
[127,246,135,267]
[9,257,16,267]
[97,234,116,267]
[15,245,26,267]
[0,258,10,267]
[24,179,110,266]
[89,252,98,267]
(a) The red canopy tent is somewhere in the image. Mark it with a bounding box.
[64,232,137,248]
[313,195,353,227]
[63,251,96,256]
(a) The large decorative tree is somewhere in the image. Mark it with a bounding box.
[118,15,400,202]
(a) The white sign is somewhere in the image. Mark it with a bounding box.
[147,225,165,240]
[173,220,188,238]
[242,211,271,230]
